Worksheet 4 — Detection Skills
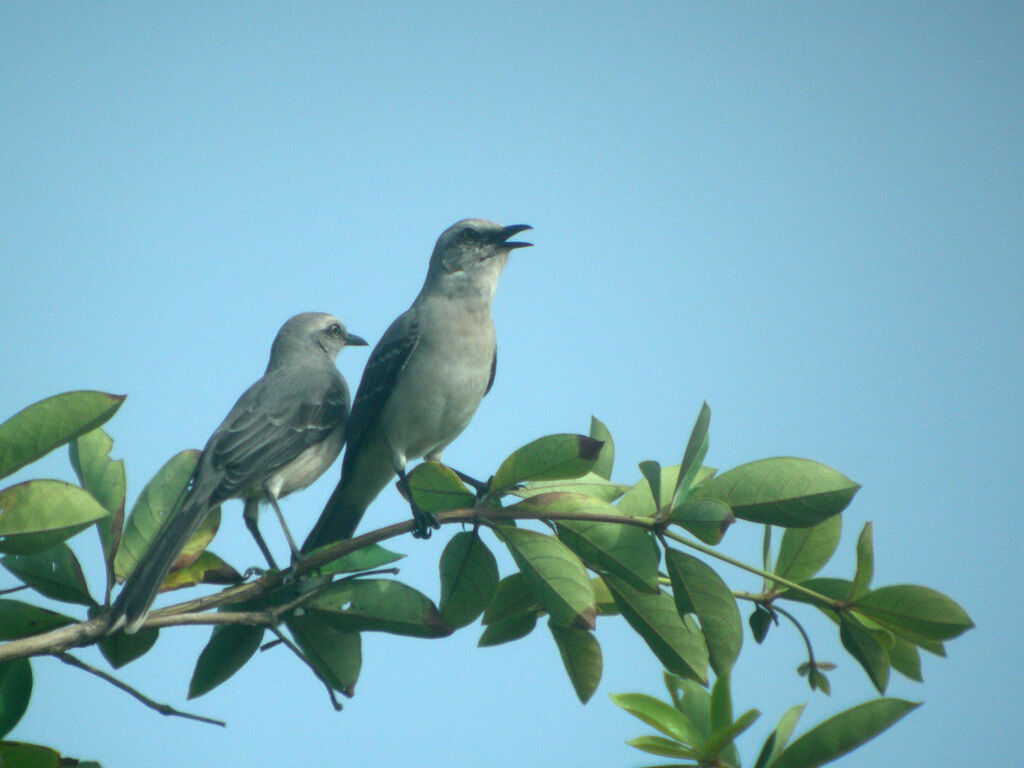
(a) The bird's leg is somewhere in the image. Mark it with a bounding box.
[243,499,280,571]
[267,496,303,570]
[395,466,440,539]
[449,467,490,500]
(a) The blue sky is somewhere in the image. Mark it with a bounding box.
[2,3,1021,766]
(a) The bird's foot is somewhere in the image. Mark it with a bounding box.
[451,468,491,500]
[411,505,441,539]
[243,566,267,580]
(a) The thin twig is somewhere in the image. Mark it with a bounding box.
[53,651,226,727]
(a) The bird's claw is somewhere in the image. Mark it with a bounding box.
[411,506,441,539]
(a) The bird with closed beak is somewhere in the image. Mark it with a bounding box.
[109,311,366,634]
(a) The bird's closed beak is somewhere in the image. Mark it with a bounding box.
[497,224,533,250]
[346,332,369,347]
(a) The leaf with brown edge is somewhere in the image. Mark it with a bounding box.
[159,550,242,592]
[491,434,604,494]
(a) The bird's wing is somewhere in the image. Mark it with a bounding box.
[340,307,420,476]
[205,366,350,503]
[485,346,497,396]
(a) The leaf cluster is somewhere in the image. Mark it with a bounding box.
[0,393,973,767]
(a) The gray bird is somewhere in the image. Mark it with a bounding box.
[302,219,531,550]
[109,312,367,634]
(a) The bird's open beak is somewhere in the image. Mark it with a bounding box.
[497,224,533,250]
[346,332,369,347]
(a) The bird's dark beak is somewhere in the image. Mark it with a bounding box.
[346,332,369,347]
[497,224,533,250]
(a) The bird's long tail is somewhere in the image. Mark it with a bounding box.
[108,491,212,634]
[300,480,369,553]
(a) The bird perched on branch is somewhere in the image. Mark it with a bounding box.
[302,218,531,550]
[109,312,366,634]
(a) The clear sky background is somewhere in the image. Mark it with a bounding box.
[2,3,1021,767]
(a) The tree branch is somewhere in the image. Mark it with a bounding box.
[53,651,226,727]
[0,500,841,664]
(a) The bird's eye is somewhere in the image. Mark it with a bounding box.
[328,323,342,337]
[460,228,480,244]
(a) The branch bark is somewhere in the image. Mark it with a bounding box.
[0,500,840,664]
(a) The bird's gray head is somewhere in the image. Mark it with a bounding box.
[267,312,368,370]
[425,219,532,300]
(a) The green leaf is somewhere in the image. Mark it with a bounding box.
[478,572,541,646]
[669,498,735,545]
[849,523,874,600]
[783,577,854,605]
[318,543,405,576]
[493,526,596,630]
[709,673,739,767]
[664,548,742,676]
[609,692,705,748]
[589,416,615,480]
[69,427,126,598]
[511,473,630,503]
[175,505,221,566]
[705,708,760,760]
[0,599,75,640]
[774,515,841,586]
[188,623,264,698]
[0,659,32,739]
[710,672,732,736]
[839,615,890,693]
[549,620,602,703]
[0,741,61,768]
[406,461,476,513]
[618,464,716,519]
[478,611,538,647]
[2,543,94,606]
[309,579,453,638]
[97,624,159,669]
[507,490,622,520]
[770,698,920,768]
[0,391,125,481]
[159,550,242,591]
[753,704,805,768]
[625,735,700,759]
[808,667,832,695]
[439,531,499,628]
[673,402,711,506]
[887,637,923,682]
[556,518,659,593]
[853,585,974,641]
[491,434,604,494]
[693,458,859,528]
[114,450,198,580]
[674,677,713,743]
[482,572,541,624]
[286,613,361,695]
[0,480,110,555]
[592,576,619,615]
[639,460,662,515]
[604,575,709,683]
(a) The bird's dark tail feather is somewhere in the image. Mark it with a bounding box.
[108,493,211,634]
[300,480,368,554]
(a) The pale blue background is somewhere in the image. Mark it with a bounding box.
[2,3,1021,767]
